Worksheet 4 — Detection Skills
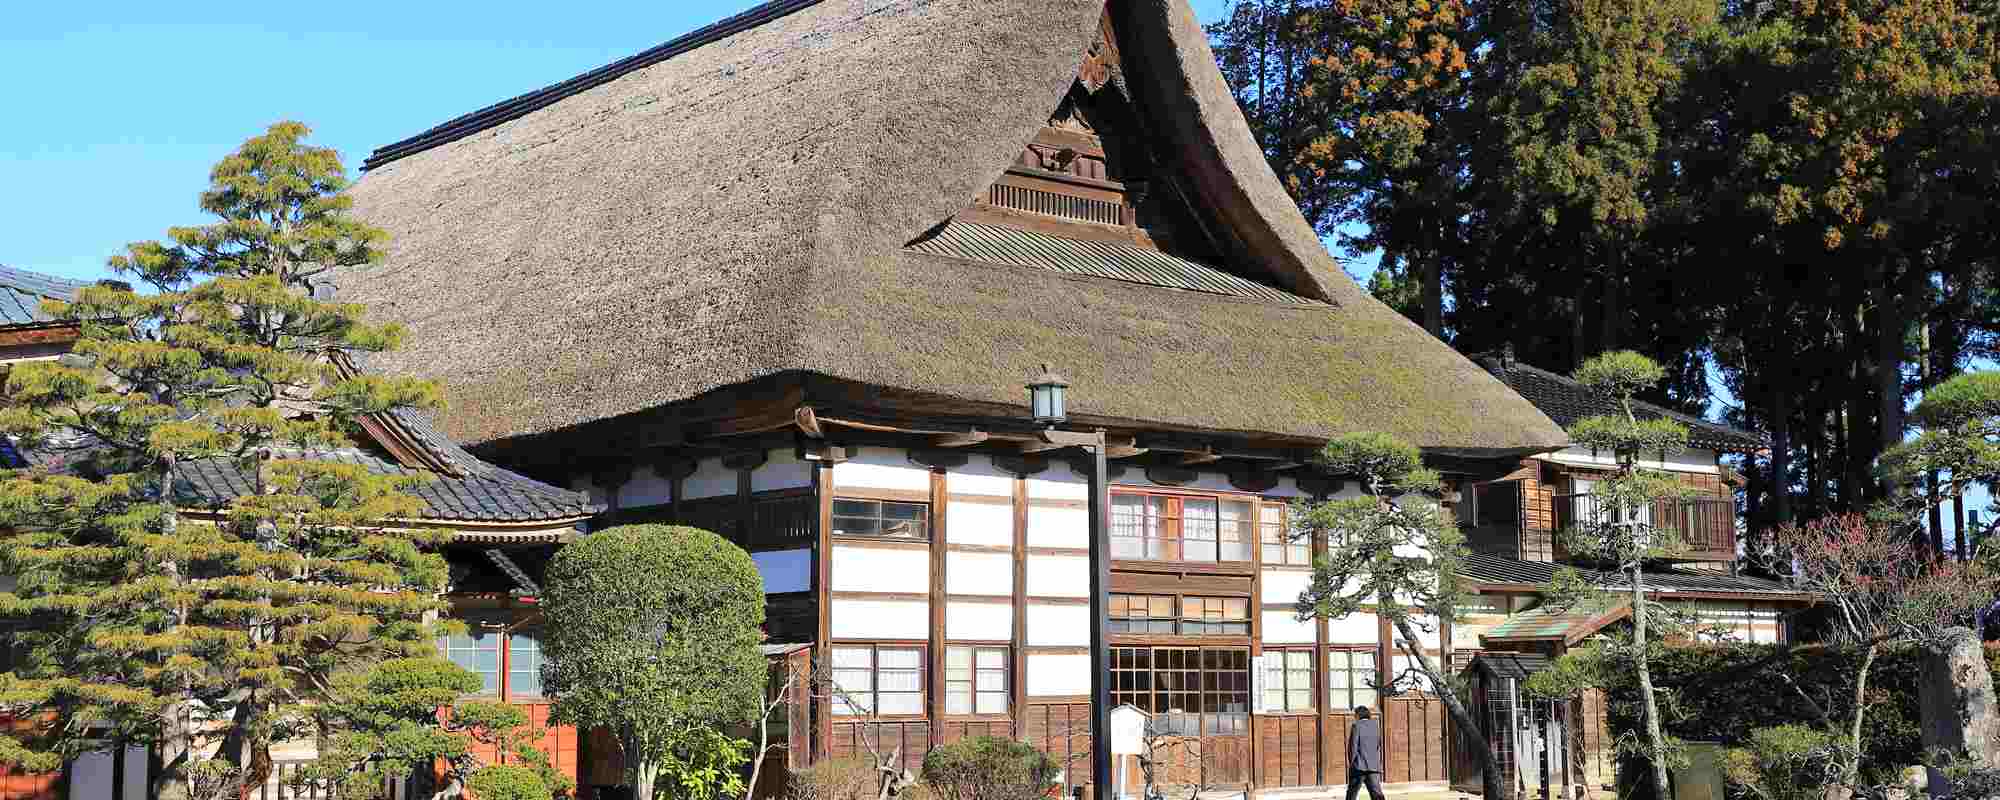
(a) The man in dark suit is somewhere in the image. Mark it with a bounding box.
[1348,706,1387,800]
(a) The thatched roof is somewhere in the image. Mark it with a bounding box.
[338,0,1566,456]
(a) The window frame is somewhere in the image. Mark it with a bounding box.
[1179,596,1250,636]
[1108,488,1256,565]
[1108,593,1178,635]
[829,497,933,542]
[1259,500,1312,567]
[828,643,928,719]
[1261,648,1316,714]
[1110,645,1252,738]
[1325,646,1382,714]
[440,610,543,702]
[942,644,1010,718]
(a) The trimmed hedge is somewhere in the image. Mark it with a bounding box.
[1599,643,2000,783]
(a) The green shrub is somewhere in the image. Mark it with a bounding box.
[920,737,1058,800]
[467,764,552,800]
[1721,726,1847,800]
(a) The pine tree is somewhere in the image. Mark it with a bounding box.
[1297,432,1513,800]
[0,121,449,800]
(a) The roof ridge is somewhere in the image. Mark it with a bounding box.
[362,0,828,171]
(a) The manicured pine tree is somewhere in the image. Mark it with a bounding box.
[0,121,450,800]
[1297,431,1513,800]
[1545,350,1698,799]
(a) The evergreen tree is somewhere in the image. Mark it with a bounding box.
[0,121,448,800]
[1296,432,1513,800]
[1546,351,1696,799]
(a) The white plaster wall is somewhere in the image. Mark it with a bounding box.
[1027,506,1088,550]
[1026,554,1088,597]
[831,546,929,593]
[1326,612,1380,644]
[1262,610,1315,644]
[1392,616,1441,650]
[833,449,932,492]
[683,457,737,500]
[1027,604,1089,646]
[1545,446,1720,474]
[946,602,1013,640]
[830,599,928,640]
[947,501,1014,547]
[1261,570,1311,605]
[619,464,673,508]
[1027,461,1088,500]
[1028,652,1091,696]
[754,447,814,492]
[753,549,813,594]
[947,455,1014,496]
[946,551,1013,596]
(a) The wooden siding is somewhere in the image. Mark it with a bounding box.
[1383,698,1447,784]
[1258,715,1318,787]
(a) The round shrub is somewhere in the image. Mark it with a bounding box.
[467,764,551,800]
[920,736,1058,800]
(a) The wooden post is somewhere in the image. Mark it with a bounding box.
[1013,475,1029,738]
[1087,431,1112,800]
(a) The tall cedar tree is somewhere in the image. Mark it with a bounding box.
[1210,0,1481,337]
[539,525,766,800]
[1296,432,1512,800]
[1212,1,2000,532]
[0,122,450,800]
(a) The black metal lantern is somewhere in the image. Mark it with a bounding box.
[1027,364,1070,425]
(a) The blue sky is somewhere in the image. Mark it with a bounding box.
[1,0,1235,284]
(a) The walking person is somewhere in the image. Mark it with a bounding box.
[1347,706,1387,800]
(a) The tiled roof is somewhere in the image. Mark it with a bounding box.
[0,265,89,327]
[1468,652,1551,680]
[1481,601,1631,646]
[908,221,1321,305]
[1460,553,1808,598]
[1478,355,1768,452]
[2,409,598,525]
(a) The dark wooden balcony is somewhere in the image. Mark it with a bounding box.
[1552,493,1739,562]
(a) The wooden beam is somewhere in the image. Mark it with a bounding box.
[932,429,990,448]
[1178,447,1223,466]
[1018,440,1068,454]
[795,406,824,439]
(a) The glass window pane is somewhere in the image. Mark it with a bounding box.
[1288,688,1311,710]
[1353,688,1378,708]
[977,691,1008,715]
[879,648,922,670]
[832,516,879,536]
[945,689,972,716]
[1264,688,1285,711]
[977,648,1005,668]
[1286,651,1311,669]
[832,647,872,669]
[946,647,971,669]
[878,692,923,715]
[883,502,926,520]
[832,499,876,517]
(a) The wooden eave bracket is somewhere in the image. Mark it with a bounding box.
[795,406,824,439]
[933,430,990,448]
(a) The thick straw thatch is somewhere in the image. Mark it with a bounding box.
[339,0,1567,456]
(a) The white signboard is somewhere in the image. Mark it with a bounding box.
[1110,704,1149,756]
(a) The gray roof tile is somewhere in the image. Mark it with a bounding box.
[0,265,89,327]
[1478,355,1768,452]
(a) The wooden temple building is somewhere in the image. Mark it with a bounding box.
[0,0,1817,797]
[327,0,1821,796]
